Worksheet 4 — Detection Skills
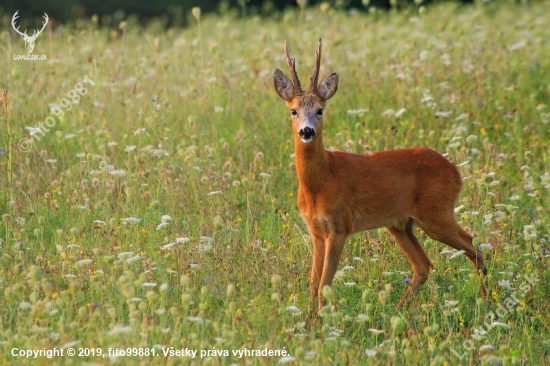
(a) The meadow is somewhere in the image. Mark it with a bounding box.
[1,1,549,364]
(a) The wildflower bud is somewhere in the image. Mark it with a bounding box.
[30,291,39,303]
[181,293,192,307]
[119,21,127,32]
[271,292,280,302]
[385,283,392,294]
[390,316,405,333]
[12,66,20,80]
[181,275,191,287]
[271,274,281,286]
[322,285,332,301]
[226,283,235,298]
[192,7,201,21]
[30,266,42,281]
[378,290,387,305]
[78,306,87,317]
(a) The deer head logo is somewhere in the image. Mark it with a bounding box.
[11,11,49,54]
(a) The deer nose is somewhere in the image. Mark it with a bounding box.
[299,127,316,140]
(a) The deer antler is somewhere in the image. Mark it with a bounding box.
[283,40,303,95]
[29,13,49,39]
[309,38,322,94]
[11,11,27,37]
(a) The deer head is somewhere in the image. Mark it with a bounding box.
[274,39,339,143]
[11,11,49,54]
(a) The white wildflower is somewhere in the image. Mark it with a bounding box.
[478,243,494,251]
[444,300,459,307]
[394,108,407,118]
[133,128,148,136]
[490,321,511,330]
[285,306,301,313]
[365,349,377,357]
[541,172,550,189]
[122,217,141,225]
[19,301,32,310]
[347,108,369,115]
[126,255,142,263]
[60,341,80,349]
[160,242,177,251]
[125,145,136,152]
[110,170,126,177]
[117,251,134,260]
[142,282,157,288]
[435,110,453,117]
[108,325,133,335]
[369,328,384,334]
[278,356,297,364]
[450,250,465,259]
[76,259,93,267]
[187,316,203,324]
[523,225,536,241]
[455,113,469,121]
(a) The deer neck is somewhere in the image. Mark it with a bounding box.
[294,129,329,193]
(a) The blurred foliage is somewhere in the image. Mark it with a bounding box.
[0,0,485,26]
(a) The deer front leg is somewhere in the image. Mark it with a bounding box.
[309,231,326,310]
[317,233,348,310]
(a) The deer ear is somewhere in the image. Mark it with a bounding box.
[274,69,294,101]
[319,72,338,100]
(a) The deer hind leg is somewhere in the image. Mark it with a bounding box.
[316,233,348,310]
[387,221,434,309]
[418,213,487,297]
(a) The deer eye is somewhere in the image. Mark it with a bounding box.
[291,109,298,117]
[316,109,324,117]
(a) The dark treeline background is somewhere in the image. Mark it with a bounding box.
[3,0,478,26]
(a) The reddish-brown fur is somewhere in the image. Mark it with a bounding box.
[274,40,486,310]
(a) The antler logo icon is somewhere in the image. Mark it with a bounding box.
[11,11,49,54]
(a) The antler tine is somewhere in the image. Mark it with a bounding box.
[310,38,322,94]
[11,11,27,37]
[284,40,302,95]
[40,13,49,32]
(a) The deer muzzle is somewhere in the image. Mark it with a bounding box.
[298,127,316,142]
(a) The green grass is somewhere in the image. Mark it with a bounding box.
[1,2,550,365]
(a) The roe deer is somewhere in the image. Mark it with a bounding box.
[273,39,487,310]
